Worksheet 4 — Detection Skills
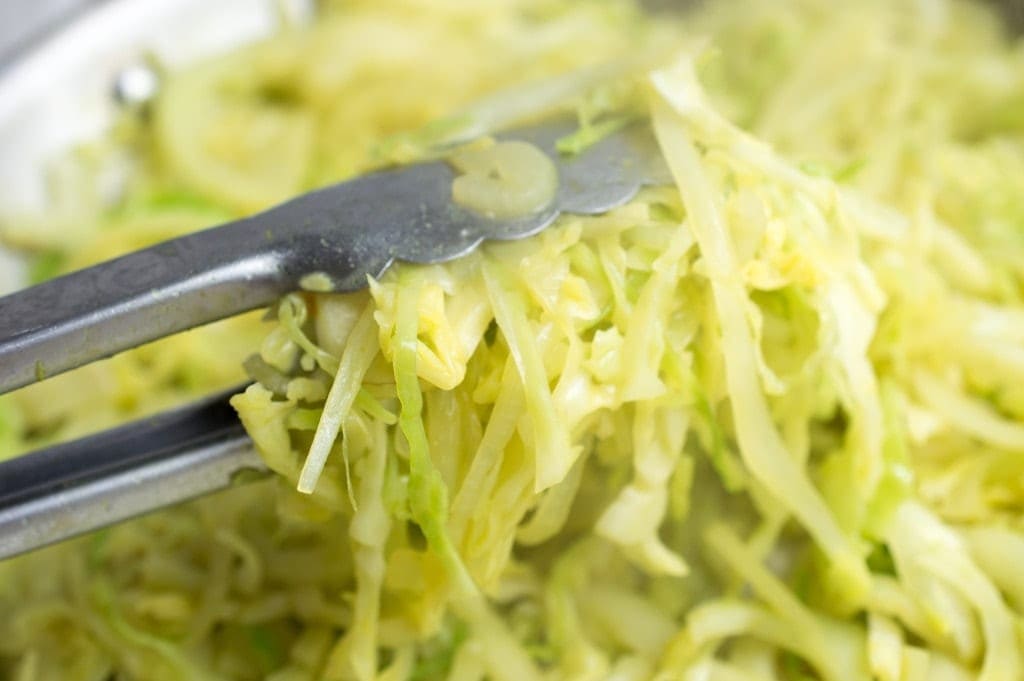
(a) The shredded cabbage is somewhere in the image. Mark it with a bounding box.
[4,1,1024,680]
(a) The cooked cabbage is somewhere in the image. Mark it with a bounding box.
[4,1,1024,680]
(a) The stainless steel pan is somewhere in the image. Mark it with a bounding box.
[0,0,313,294]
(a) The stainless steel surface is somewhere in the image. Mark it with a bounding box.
[0,120,668,395]
[0,387,264,560]
[0,0,308,223]
[0,0,104,69]
[0,0,312,561]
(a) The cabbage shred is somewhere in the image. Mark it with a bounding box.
[4,1,1024,680]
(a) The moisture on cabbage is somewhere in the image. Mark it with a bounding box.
[4,1,1024,680]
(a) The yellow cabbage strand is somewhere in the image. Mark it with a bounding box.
[481,258,578,492]
[323,419,389,681]
[300,303,378,493]
[650,60,866,593]
[392,269,539,681]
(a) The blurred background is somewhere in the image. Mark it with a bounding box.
[0,0,100,67]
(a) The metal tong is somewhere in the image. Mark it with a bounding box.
[0,119,669,559]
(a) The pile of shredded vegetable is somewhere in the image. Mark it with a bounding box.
[4,0,1024,679]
